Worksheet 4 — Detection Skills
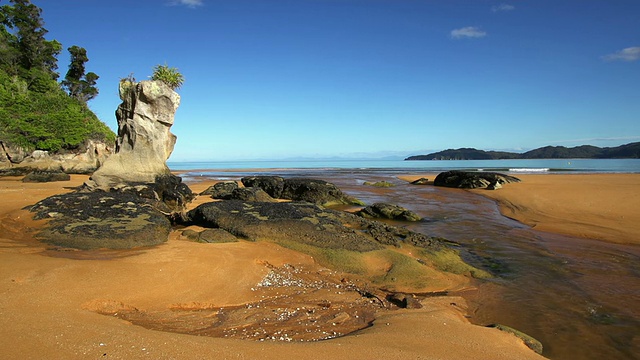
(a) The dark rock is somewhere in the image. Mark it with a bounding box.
[181,229,200,240]
[29,191,171,250]
[186,201,442,251]
[200,181,238,199]
[355,203,422,222]
[22,170,71,183]
[230,187,277,202]
[487,324,544,355]
[0,167,33,177]
[280,178,364,206]
[386,293,423,309]
[410,178,430,185]
[363,181,395,187]
[241,176,285,198]
[433,170,520,190]
[198,228,238,243]
[107,174,194,219]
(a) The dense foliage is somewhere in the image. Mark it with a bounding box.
[406,143,640,160]
[0,0,114,153]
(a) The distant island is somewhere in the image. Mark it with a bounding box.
[405,142,640,160]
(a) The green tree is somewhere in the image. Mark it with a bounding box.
[151,63,184,90]
[1,0,61,88]
[62,45,99,103]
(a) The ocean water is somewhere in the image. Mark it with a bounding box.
[169,158,640,174]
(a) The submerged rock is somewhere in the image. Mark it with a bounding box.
[434,170,520,190]
[410,177,430,185]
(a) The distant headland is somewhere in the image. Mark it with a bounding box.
[405,142,640,160]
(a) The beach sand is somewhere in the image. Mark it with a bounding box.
[399,173,640,246]
[5,173,628,359]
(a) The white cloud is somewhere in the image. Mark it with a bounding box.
[167,0,203,8]
[450,27,487,39]
[491,4,515,12]
[602,47,640,62]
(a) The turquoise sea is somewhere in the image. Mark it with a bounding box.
[169,158,640,175]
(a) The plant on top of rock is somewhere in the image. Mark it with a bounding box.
[151,64,184,90]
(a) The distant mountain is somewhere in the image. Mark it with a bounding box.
[405,142,640,160]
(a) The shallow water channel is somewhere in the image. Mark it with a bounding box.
[323,172,640,360]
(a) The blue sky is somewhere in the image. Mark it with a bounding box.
[37,0,639,161]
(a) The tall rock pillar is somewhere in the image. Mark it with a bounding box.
[89,80,180,188]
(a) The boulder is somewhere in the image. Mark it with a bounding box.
[280,178,364,206]
[433,170,520,190]
[241,176,284,198]
[200,181,238,199]
[410,177,430,185]
[386,293,423,309]
[197,228,238,243]
[186,201,442,251]
[0,141,27,163]
[29,191,171,250]
[89,80,180,188]
[229,187,277,202]
[355,203,422,222]
[22,170,70,183]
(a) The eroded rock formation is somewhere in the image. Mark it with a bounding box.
[89,80,180,188]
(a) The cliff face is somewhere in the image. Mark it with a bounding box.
[89,80,180,188]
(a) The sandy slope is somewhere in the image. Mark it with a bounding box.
[0,175,545,359]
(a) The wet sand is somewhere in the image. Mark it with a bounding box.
[3,172,616,360]
[399,173,640,246]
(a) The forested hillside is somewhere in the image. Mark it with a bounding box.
[0,0,114,153]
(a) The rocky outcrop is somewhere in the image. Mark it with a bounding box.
[22,170,70,183]
[241,176,285,198]
[280,178,364,206]
[434,170,520,190]
[0,140,112,174]
[238,176,364,206]
[29,191,172,250]
[229,187,277,202]
[89,80,180,188]
[355,203,422,222]
[186,201,442,251]
[200,181,239,199]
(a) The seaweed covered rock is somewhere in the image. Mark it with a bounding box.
[355,203,422,222]
[241,176,285,198]
[434,170,520,190]
[29,191,171,250]
[186,201,441,251]
[280,178,364,206]
[200,181,238,199]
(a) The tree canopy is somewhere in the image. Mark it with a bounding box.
[0,0,114,153]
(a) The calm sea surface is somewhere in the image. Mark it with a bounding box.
[171,158,640,360]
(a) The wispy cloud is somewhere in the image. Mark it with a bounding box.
[602,47,640,62]
[450,26,487,39]
[167,0,203,8]
[491,4,515,12]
